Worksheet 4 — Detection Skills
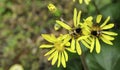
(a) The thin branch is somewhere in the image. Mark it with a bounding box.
[92,0,100,14]
[80,53,89,70]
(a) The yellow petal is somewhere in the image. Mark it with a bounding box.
[61,52,66,68]
[84,38,91,44]
[88,37,93,41]
[85,16,93,21]
[76,40,82,55]
[96,38,101,53]
[41,34,56,43]
[102,34,115,40]
[48,50,57,61]
[77,10,81,26]
[51,34,57,40]
[56,20,71,30]
[62,35,71,45]
[65,42,70,46]
[52,51,58,65]
[100,36,113,45]
[81,40,91,49]
[77,35,89,41]
[84,16,93,27]
[96,15,102,23]
[100,16,110,27]
[71,38,75,50]
[79,0,83,4]
[40,44,53,48]
[101,24,114,30]
[54,24,61,30]
[57,34,64,41]
[66,48,76,53]
[90,38,95,53]
[84,0,91,5]
[63,51,68,61]
[73,8,77,27]
[44,48,56,56]
[73,0,75,2]
[57,52,61,67]
[102,31,118,36]
[48,3,57,13]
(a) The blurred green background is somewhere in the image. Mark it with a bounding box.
[0,0,120,70]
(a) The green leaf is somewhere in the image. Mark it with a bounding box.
[86,30,120,70]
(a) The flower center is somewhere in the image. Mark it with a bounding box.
[75,28,81,34]
[54,42,64,52]
[91,24,101,37]
[91,30,101,36]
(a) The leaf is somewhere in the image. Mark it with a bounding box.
[86,30,120,70]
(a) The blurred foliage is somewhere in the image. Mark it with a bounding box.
[0,0,120,70]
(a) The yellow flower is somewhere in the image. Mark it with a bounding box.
[47,3,61,17]
[40,34,75,68]
[84,15,118,53]
[56,8,90,55]
[73,0,91,5]
[48,3,57,13]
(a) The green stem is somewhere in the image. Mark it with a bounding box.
[92,0,100,14]
[80,53,89,70]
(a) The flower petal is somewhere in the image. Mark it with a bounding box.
[57,52,61,67]
[62,35,71,45]
[40,44,53,48]
[73,0,75,2]
[76,40,82,55]
[48,50,57,61]
[81,40,91,49]
[90,38,95,53]
[84,0,91,5]
[77,35,89,41]
[71,38,75,50]
[54,23,61,31]
[65,42,70,46]
[42,34,56,43]
[84,38,91,44]
[61,52,66,68]
[96,38,101,53]
[44,48,56,56]
[101,24,114,30]
[102,31,118,36]
[100,36,113,45]
[73,8,77,27]
[77,10,81,26]
[63,51,68,61]
[52,51,58,65]
[79,0,83,4]
[101,34,115,40]
[100,16,110,27]
[84,16,93,27]
[66,48,76,53]
[96,15,102,23]
[56,20,71,30]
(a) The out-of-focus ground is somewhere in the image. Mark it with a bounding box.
[0,0,120,70]
[0,0,75,70]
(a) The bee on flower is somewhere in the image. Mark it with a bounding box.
[73,0,91,5]
[40,34,75,68]
[84,15,118,53]
[56,8,90,55]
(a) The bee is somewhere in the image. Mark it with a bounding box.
[91,24,101,37]
[69,27,82,38]
[91,30,101,37]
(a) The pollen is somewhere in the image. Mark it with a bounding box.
[54,42,64,52]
